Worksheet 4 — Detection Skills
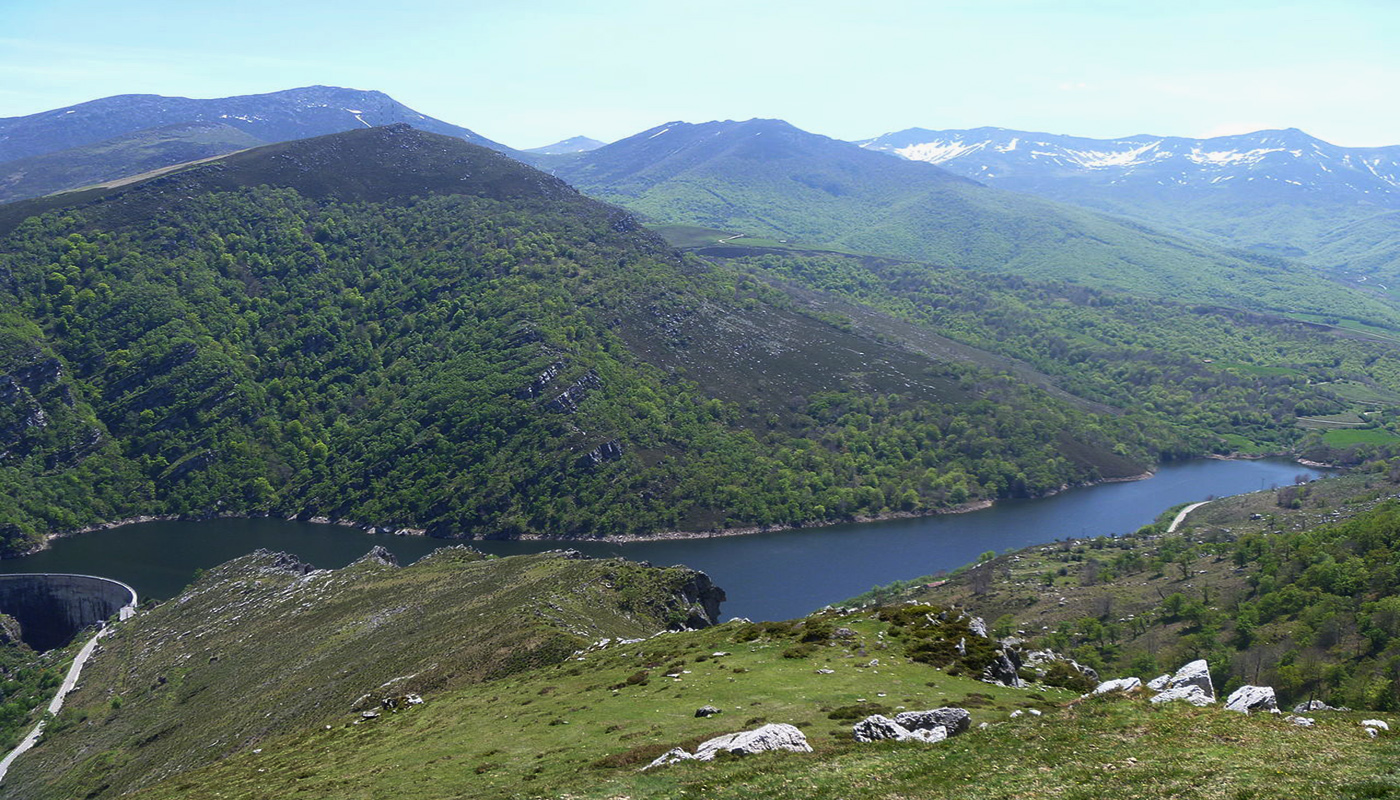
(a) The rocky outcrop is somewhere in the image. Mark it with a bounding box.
[853,714,948,744]
[1022,649,1100,684]
[579,439,624,469]
[1146,674,1171,691]
[1093,677,1142,695]
[1293,699,1344,713]
[545,370,601,413]
[644,723,812,769]
[673,570,726,629]
[1149,685,1214,707]
[1164,659,1214,701]
[984,648,1023,687]
[516,361,565,399]
[894,707,971,737]
[1224,685,1278,714]
[351,546,400,568]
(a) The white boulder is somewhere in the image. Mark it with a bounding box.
[1284,715,1315,727]
[1165,659,1215,701]
[894,707,971,736]
[695,723,813,759]
[643,723,812,769]
[1146,674,1172,691]
[1093,677,1143,695]
[1224,685,1278,714]
[1149,685,1214,707]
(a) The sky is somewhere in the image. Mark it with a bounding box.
[1,0,1397,149]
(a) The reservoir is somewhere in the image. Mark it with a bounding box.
[0,458,1323,621]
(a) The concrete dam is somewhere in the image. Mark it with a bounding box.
[0,574,137,651]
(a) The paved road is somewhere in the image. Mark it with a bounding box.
[1167,501,1211,533]
[0,588,136,785]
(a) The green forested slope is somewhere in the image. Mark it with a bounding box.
[715,249,1400,456]
[0,125,1182,553]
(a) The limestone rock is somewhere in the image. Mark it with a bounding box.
[894,707,971,737]
[1285,715,1315,727]
[1361,719,1389,733]
[1293,699,1342,713]
[907,726,948,743]
[1093,677,1143,695]
[852,715,910,743]
[695,705,721,718]
[644,747,697,770]
[695,723,812,759]
[1165,659,1214,700]
[643,723,812,770]
[968,616,989,638]
[1224,685,1278,714]
[1146,674,1171,691]
[983,649,1023,687]
[1149,685,1214,706]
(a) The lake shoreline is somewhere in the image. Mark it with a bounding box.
[17,455,1318,556]
[19,469,1161,556]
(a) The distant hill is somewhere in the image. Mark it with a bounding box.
[0,121,263,203]
[0,86,515,202]
[859,126,1400,280]
[551,118,1400,328]
[526,135,606,154]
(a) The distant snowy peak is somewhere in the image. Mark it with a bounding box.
[859,127,1400,197]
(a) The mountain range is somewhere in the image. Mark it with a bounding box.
[550,118,1400,326]
[859,126,1400,278]
[0,86,513,203]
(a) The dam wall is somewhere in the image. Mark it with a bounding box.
[0,574,137,651]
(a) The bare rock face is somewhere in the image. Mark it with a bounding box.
[894,707,971,737]
[1224,685,1279,714]
[1146,674,1171,691]
[1093,677,1143,695]
[1165,659,1214,701]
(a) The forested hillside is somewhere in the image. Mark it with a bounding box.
[0,125,1188,554]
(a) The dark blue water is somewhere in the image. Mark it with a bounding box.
[0,458,1323,621]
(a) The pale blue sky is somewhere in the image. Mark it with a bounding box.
[2,0,1396,148]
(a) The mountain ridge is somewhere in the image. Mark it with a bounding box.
[858,124,1400,275]
[552,117,1400,328]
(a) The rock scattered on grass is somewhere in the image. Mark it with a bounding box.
[643,723,812,770]
[1224,685,1279,715]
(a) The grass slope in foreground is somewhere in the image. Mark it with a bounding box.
[0,546,723,798]
[23,564,1397,800]
[869,459,1400,712]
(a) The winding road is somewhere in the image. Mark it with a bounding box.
[1167,500,1211,533]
